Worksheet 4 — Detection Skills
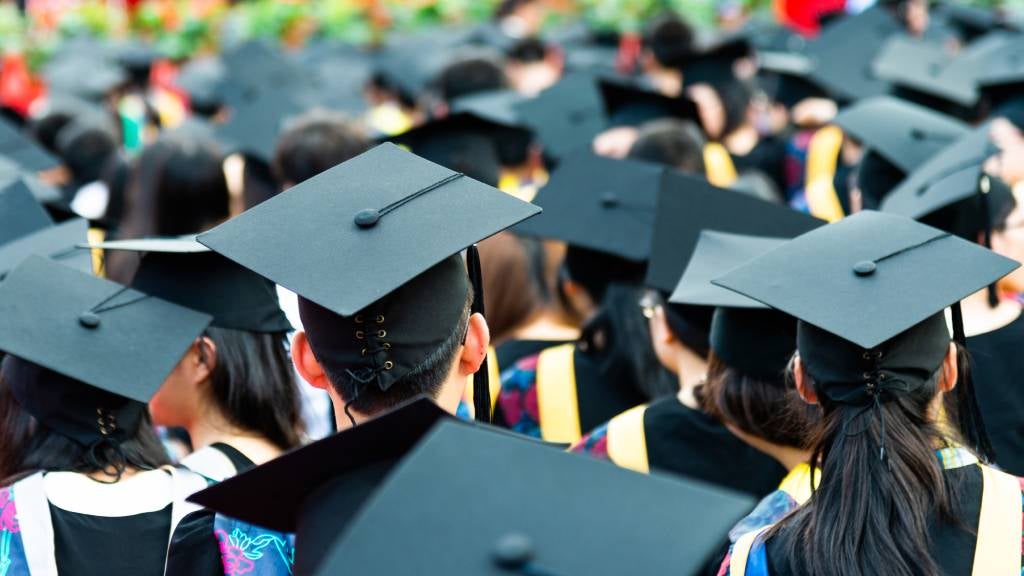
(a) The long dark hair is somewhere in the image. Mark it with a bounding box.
[108,134,229,282]
[0,373,169,486]
[203,327,303,450]
[772,347,968,576]
[701,353,818,449]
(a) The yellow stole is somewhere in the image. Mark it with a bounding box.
[704,142,739,189]
[803,125,845,223]
[535,344,582,444]
[606,404,650,474]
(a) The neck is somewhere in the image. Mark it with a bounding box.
[956,287,1021,337]
[728,425,811,471]
[188,405,283,466]
[674,348,708,409]
[509,311,581,342]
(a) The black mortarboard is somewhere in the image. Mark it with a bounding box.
[217,41,309,108]
[198,144,539,413]
[712,210,1019,350]
[880,124,998,227]
[175,56,226,113]
[513,151,663,262]
[188,397,451,535]
[0,177,54,245]
[598,77,700,127]
[670,231,797,378]
[756,51,830,108]
[971,34,1024,106]
[386,113,513,185]
[645,170,823,293]
[795,5,900,102]
[0,117,60,173]
[215,88,310,163]
[514,73,606,160]
[681,33,753,89]
[89,237,291,333]
[0,257,211,445]
[832,96,968,174]
[43,55,128,102]
[0,218,92,279]
[873,37,979,112]
[314,419,755,576]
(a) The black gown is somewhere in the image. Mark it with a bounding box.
[731,136,788,195]
[967,313,1024,475]
[52,504,172,576]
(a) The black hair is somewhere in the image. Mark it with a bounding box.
[433,57,507,104]
[273,108,372,188]
[57,119,120,186]
[627,119,707,174]
[641,13,696,68]
[202,327,303,451]
[316,288,474,416]
[494,0,538,20]
[856,149,906,210]
[31,109,79,155]
[107,134,229,283]
[0,371,169,485]
[662,300,713,358]
[561,246,648,313]
[702,352,818,449]
[507,38,548,63]
[716,78,753,140]
[771,346,968,576]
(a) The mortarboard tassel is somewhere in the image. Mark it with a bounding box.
[467,243,491,423]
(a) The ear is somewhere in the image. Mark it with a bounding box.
[653,306,678,345]
[194,336,217,384]
[459,313,491,376]
[793,355,819,405]
[939,341,959,393]
[292,331,332,391]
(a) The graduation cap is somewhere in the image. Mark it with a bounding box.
[645,170,824,293]
[217,41,308,107]
[386,112,516,186]
[793,5,900,103]
[514,73,606,160]
[0,117,60,173]
[0,177,54,245]
[188,397,452,573]
[175,56,227,114]
[88,237,291,333]
[681,33,753,88]
[198,143,540,418]
[43,55,128,102]
[313,419,756,576]
[0,218,93,279]
[832,96,968,174]
[513,151,664,262]
[880,124,998,226]
[598,78,701,128]
[670,231,797,378]
[873,37,980,112]
[971,34,1024,105]
[711,211,1018,458]
[215,88,310,163]
[712,210,1019,350]
[0,256,211,445]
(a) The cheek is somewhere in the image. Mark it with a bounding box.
[148,368,191,426]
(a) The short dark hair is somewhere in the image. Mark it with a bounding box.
[57,119,120,185]
[204,327,303,450]
[627,119,706,174]
[0,368,169,484]
[312,287,474,415]
[273,109,371,188]
[642,13,695,68]
[433,57,507,103]
[507,38,548,63]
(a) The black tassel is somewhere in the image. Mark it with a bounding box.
[467,244,491,423]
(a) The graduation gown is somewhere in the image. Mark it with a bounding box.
[0,467,206,576]
[725,447,1024,576]
[494,341,649,444]
[167,443,297,576]
[967,312,1024,476]
[572,396,787,498]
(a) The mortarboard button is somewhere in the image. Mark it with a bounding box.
[492,533,535,568]
[354,209,381,229]
[78,311,101,329]
[853,261,876,276]
[600,192,619,208]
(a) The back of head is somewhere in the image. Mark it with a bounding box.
[627,119,706,174]
[478,232,543,344]
[563,245,648,306]
[57,118,119,185]
[298,255,474,416]
[273,109,372,188]
[920,177,1017,244]
[0,356,169,483]
[507,37,548,64]
[642,13,696,69]
[434,56,507,104]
